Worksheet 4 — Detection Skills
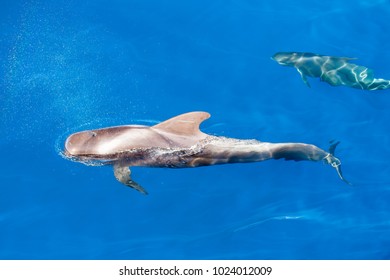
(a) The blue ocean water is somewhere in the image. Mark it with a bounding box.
[1,0,390,260]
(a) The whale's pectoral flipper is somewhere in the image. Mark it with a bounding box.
[113,164,148,195]
[296,68,311,88]
[323,141,352,185]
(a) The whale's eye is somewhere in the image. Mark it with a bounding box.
[90,132,97,137]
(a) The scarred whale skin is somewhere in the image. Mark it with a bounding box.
[272,52,390,90]
[64,112,349,194]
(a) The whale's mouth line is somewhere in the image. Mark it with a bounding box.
[59,148,81,161]
[61,148,114,167]
[58,149,75,162]
[62,152,108,166]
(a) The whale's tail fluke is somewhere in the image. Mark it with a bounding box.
[324,141,352,185]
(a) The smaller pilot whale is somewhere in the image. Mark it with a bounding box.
[272,52,390,90]
[63,112,350,194]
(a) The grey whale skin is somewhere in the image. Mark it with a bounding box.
[64,112,349,194]
[272,52,390,90]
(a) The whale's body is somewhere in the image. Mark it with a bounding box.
[272,52,390,90]
[64,112,349,194]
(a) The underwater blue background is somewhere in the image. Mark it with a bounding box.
[1,0,390,259]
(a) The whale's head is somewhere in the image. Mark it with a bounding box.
[64,129,104,158]
[64,126,133,158]
[271,52,300,66]
[64,125,154,161]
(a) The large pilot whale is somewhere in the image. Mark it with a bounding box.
[272,52,390,90]
[63,112,350,194]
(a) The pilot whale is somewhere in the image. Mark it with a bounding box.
[272,52,390,90]
[63,112,350,194]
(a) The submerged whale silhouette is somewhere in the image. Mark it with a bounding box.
[272,52,390,90]
[63,112,350,194]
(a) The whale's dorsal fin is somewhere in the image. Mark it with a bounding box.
[331,56,357,62]
[153,111,211,136]
[341,56,357,61]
